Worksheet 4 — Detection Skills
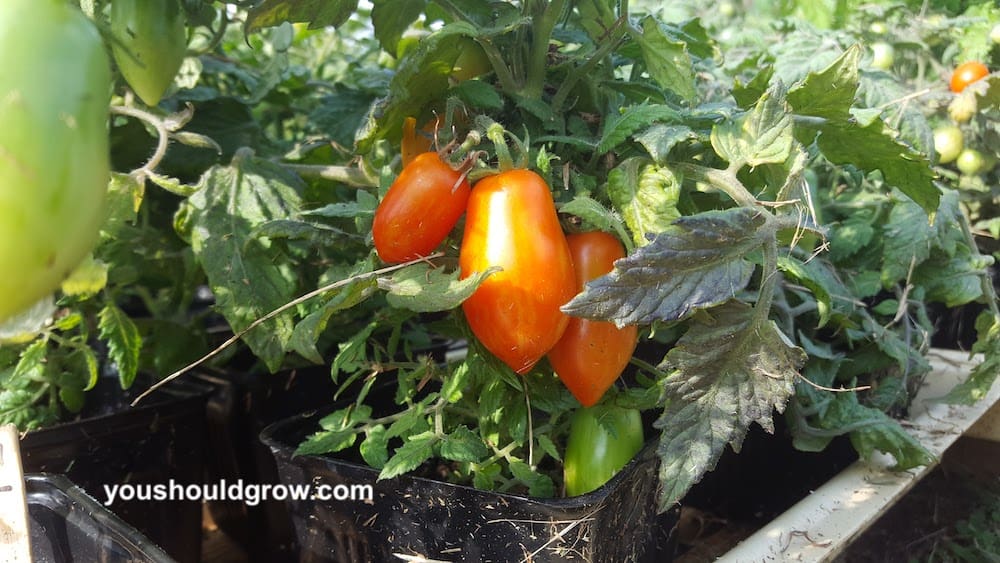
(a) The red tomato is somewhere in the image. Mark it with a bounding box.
[548,232,638,407]
[950,61,989,93]
[372,152,470,263]
[459,169,576,374]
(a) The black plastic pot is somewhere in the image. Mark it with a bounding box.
[195,365,340,560]
[19,377,210,563]
[261,408,679,563]
[26,473,175,562]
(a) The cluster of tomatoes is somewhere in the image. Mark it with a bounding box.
[934,60,993,176]
[372,133,646,494]
[372,139,638,409]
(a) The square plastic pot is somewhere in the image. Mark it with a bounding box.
[261,407,679,563]
[26,473,175,562]
[19,377,210,563]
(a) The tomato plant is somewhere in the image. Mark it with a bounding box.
[459,167,576,374]
[934,125,964,164]
[110,0,188,106]
[548,232,638,407]
[563,404,644,497]
[950,61,989,93]
[0,0,110,322]
[373,151,471,263]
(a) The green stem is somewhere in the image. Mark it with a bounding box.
[111,105,170,178]
[431,0,519,93]
[754,237,780,326]
[551,16,627,112]
[673,163,757,208]
[486,123,517,171]
[957,210,1000,318]
[522,0,568,99]
[282,163,379,188]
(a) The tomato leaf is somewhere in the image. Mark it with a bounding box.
[380,264,499,313]
[508,460,555,498]
[359,425,390,469]
[776,256,833,328]
[938,313,1000,406]
[562,208,766,327]
[654,302,806,510]
[187,154,303,372]
[371,0,426,55]
[246,0,358,32]
[440,425,489,463]
[634,124,697,165]
[290,277,379,365]
[633,16,696,104]
[98,304,142,390]
[606,159,681,249]
[597,102,682,155]
[295,428,358,456]
[558,197,631,252]
[711,82,794,167]
[379,431,439,480]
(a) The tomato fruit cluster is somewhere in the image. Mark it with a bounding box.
[0,0,111,322]
[548,232,638,406]
[563,404,644,496]
[111,0,188,106]
[373,152,471,263]
[459,169,577,374]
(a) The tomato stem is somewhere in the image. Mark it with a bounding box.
[111,104,170,179]
[282,163,379,188]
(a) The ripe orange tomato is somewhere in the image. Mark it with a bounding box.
[372,152,470,263]
[459,169,576,374]
[950,61,989,93]
[548,232,637,407]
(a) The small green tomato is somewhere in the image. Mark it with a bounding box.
[933,125,964,164]
[956,149,986,176]
[870,42,895,70]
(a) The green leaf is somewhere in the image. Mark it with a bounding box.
[360,425,390,469]
[558,197,631,251]
[295,428,358,456]
[187,154,304,371]
[823,391,934,471]
[246,0,359,33]
[380,264,499,313]
[829,216,876,262]
[440,425,489,463]
[633,16,696,103]
[634,124,696,165]
[60,255,108,298]
[371,0,426,55]
[290,277,378,364]
[562,208,766,327]
[881,197,937,287]
[451,80,504,110]
[786,45,861,124]
[330,322,377,376]
[597,102,682,155]
[654,302,806,509]
[606,159,681,249]
[379,431,439,480]
[508,460,555,498]
[777,256,833,328]
[440,362,470,404]
[939,312,1000,405]
[711,82,794,168]
[98,304,142,389]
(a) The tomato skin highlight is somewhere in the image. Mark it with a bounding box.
[111,0,188,106]
[0,0,111,322]
[373,152,471,263]
[548,232,638,407]
[563,404,644,497]
[950,61,989,94]
[459,169,576,374]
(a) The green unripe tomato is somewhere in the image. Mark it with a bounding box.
[870,42,895,71]
[111,0,188,106]
[0,0,111,322]
[563,404,644,497]
[869,21,888,35]
[991,24,1000,45]
[450,38,491,82]
[956,149,986,176]
[933,125,964,164]
[948,93,978,124]
[719,2,736,17]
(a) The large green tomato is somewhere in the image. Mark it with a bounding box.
[0,0,111,322]
[111,0,188,106]
[563,404,644,497]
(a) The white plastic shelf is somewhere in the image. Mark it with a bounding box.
[718,348,1000,562]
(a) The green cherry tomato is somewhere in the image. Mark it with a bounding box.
[992,24,1000,45]
[563,405,644,497]
[870,42,895,71]
[111,0,188,106]
[933,125,964,164]
[0,0,111,321]
[948,93,977,124]
[869,21,888,35]
[451,38,491,82]
[956,149,986,176]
